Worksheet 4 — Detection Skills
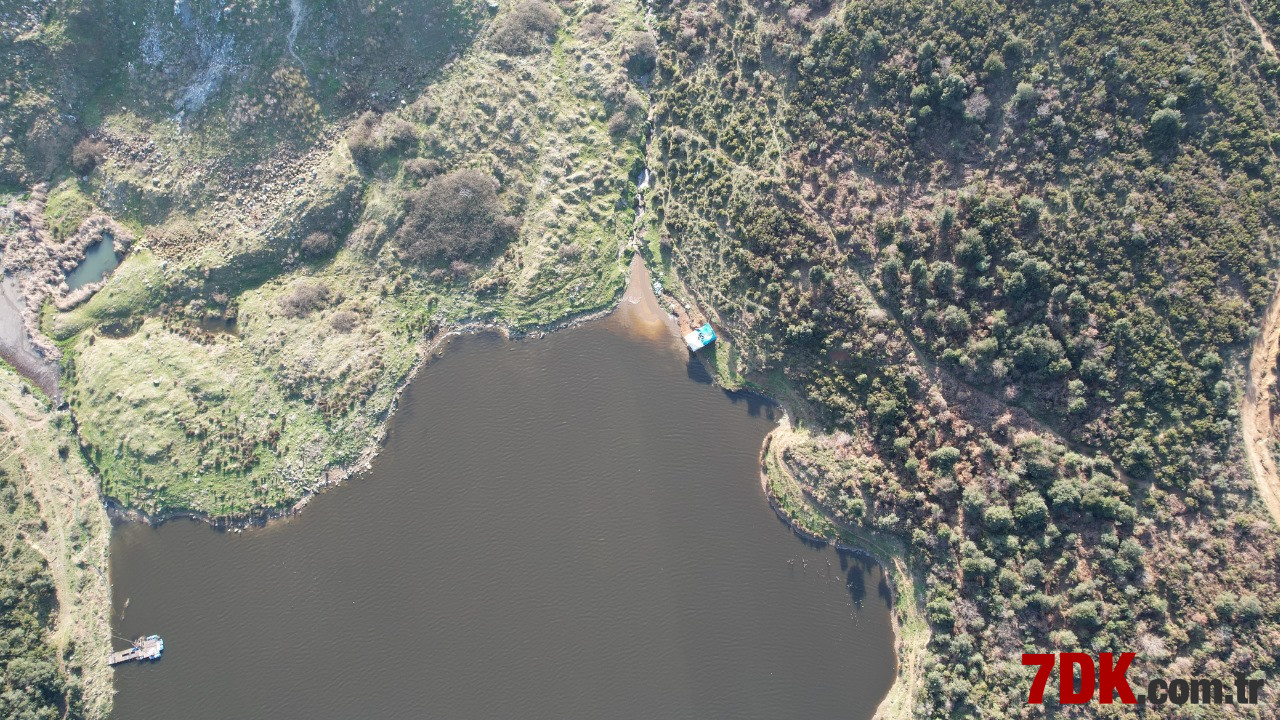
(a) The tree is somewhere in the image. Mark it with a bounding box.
[1148,108,1183,148]
[345,111,384,169]
[983,504,1015,532]
[300,231,340,259]
[929,445,962,472]
[1013,492,1048,529]
[624,31,658,76]
[70,137,107,174]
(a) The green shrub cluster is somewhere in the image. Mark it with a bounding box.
[0,468,81,720]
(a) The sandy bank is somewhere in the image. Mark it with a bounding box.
[610,253,679,340]
[0,272,60,399]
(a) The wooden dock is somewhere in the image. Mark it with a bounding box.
[108,635,164,666]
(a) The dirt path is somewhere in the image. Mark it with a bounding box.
[1243,279,1280,525]
[1235,0,1280,526]
[1239,0,1277,57]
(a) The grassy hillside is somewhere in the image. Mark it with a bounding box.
[652,0,1280,715]
[1,0,654,519]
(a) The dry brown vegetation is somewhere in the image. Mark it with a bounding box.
[490,0,564,55]
[69,138,107,176]
[277,279,334,317]
[394,168,517,263]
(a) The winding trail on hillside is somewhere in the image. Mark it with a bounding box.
[1243,280,1280,525]
[1235,0,1280,526]
[1239,0,1277,56]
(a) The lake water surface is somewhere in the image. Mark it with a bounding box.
[109,301,896,719]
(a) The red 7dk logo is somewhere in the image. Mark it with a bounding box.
[1023,652,1137,704]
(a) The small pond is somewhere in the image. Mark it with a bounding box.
[65,236,120,291]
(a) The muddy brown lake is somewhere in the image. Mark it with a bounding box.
[108,309,896,719]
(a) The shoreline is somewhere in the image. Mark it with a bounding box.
[99,253,921,718]
[103,253,682,531]
[757,420,926,720]
[102,297,622,531]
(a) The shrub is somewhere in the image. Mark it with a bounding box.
[607,111,631,136]
[929,445,962,472]
[329,309,360,333]
[70,136,107,174]
[1148,108,1183,148]
[344,114,415,171]
[403,157,441,180]
[278,279,332,317]
[1014,81,1037,105]
[983,504,1014,531]
[300,231,340,258]
[345,111,384,168]
[490,0,562,55]
[387,119,418,149]
[983,52,1005,76]
[394,168,517,262]
[1013,492,1048,528]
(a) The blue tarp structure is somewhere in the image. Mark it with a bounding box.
[683,323,716,351]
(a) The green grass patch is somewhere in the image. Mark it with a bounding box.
[44,177,95,241]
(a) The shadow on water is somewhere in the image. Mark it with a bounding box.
[685,354,713,384]
[844,562,867,603]
[878,572,894,609]
[839,551,893,610]
[770,510,893,611]
[722,388,776,419]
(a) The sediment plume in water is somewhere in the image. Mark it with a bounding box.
[608,254,678,342]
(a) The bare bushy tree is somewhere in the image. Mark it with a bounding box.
[623,30,657,75]
[300,231,340,258]
[394,169,519,262]
[278,279,333,317]
[70,137,107,174]
[490,0,562,55]
[329,309,360,333]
